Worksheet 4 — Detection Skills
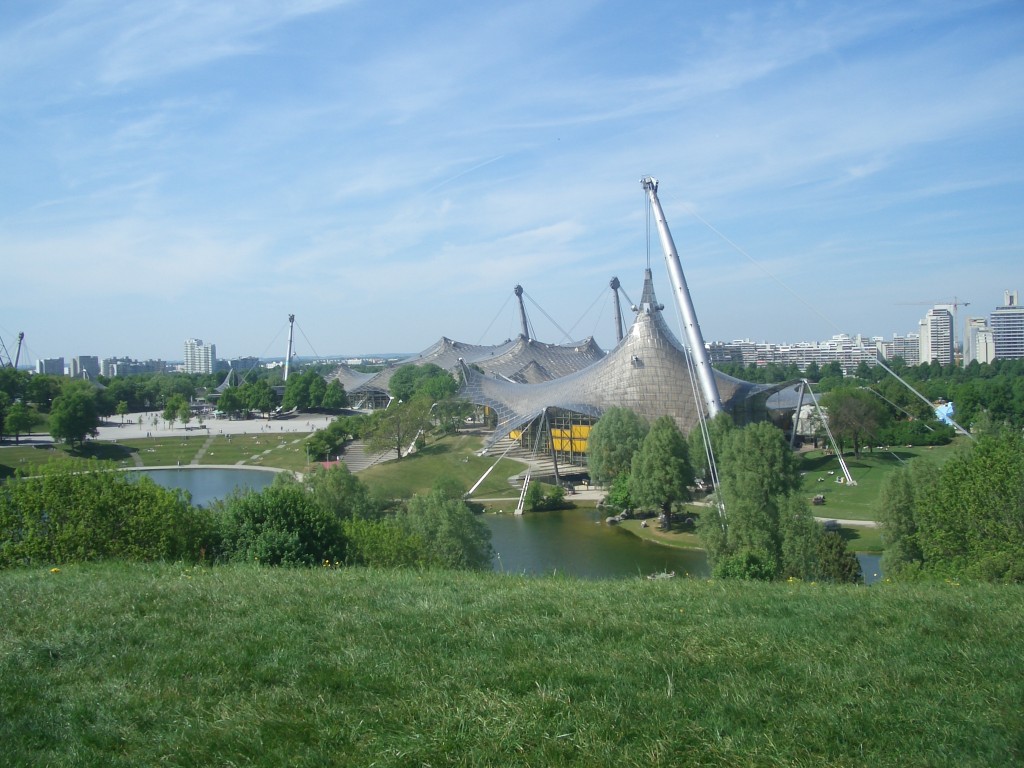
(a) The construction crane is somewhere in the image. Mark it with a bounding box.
[897,297,971,312]
[1,331,24,368]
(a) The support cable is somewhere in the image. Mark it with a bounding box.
[803,379,856,486]
[523,290,574,344]
[657,185,976,442]
[476,290,515,345]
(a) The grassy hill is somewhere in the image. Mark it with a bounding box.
[2,563,1020,767]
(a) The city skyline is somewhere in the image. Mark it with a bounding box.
[2,1,1022,362]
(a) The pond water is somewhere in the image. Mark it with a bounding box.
[137,468,880,583]
[486,508,709,579]
[139,467,278,507]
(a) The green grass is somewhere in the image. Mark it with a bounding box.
[197,433,313,472]
[797,441,960,521]
[357,433,528,500]
[0,441,139,477]
[1,562,1021,767]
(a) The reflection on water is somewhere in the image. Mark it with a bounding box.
[484,508,709,580]
[858,553,883,585]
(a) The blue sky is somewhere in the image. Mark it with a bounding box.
[2,0,1022,364]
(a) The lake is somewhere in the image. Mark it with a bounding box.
[138,468,879,582]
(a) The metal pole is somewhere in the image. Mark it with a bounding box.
[610,277,624,343]
[641,177,723,418]
[284,314,295,382]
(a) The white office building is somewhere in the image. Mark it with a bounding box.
[964,317,995,364]
[919,305,954,366]
[991,290,1024,360]
[183,339,217,374]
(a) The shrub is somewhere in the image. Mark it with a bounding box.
[0,459,213,567]
[213,476,346,567]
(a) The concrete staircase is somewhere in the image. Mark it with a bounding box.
[481,433,559,485]
[339,440,397,473]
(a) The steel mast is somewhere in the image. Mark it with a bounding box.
[610,277,624,343]
[283,314,295,382]
[641,176,723,418]
[513,285,530,339]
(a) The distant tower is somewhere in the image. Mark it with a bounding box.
[965,317,995,364]
[919,306,954,366]
[184,339,216,374]
[991,290,1024,359]
[284,314,296,381]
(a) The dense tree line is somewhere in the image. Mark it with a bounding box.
[717,358,1024,428]
[0,460,492,572]
[878,424,1024,583]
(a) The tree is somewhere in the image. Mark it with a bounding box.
[240,379,275,416]
[628,416,693,513]
[877,460,931,577]
[388,364,456,403]
[816,530,863,583]
[178,397,193,429]
[214,475,347,567]
[4,401,36,444]
[305,463,379,521]
[26,375,63,413]
[217,386,245,418]
[320,380,349,410]
[433,397,473,434]
[48,382,100,448]
[0,458,213,566]
[0,367,28,405]
[896,429,1024,582]
[686,412,735,485]
[396,490,493,569]
[586,406,648,486]
[281,369,324,411]
[163,394,188,429]
[365,396,432,459]
[821,387,889,456]
[115,400,129,423]
[699,421,821,580]
[308,374,328,409]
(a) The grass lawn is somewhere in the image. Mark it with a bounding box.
[797,440,961,521]
[2,563,1021,767]
[0,440,138,477]
[197,433,313,473]
[357,432,528,500]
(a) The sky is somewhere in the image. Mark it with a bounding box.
[1,0,1022,365]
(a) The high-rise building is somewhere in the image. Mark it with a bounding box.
[919,305,954,366]
[991,289,1024,360]
[36,357,65,376]
[71,355,100,380]
[183,338,217,374]
[964,317,995,364]
[878,333,920,366]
